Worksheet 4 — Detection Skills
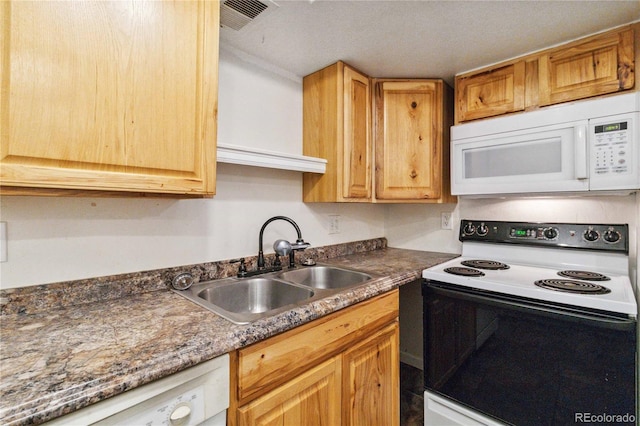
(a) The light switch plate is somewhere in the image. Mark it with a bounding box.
[0,222,7,262]
[328,215,341,234]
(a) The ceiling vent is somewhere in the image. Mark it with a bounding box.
[220,0,279,31]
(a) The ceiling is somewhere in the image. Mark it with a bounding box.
[219,0,640,84]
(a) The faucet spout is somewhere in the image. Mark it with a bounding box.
[258,216,309,269]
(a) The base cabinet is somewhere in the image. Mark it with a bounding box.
[342,323,399,426]
[237,357,341,426]
[229,291,400,426]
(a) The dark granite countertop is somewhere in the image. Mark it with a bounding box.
[0,243,457,425]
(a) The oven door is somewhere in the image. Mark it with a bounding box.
[423,280,637,426]
[451,121,589,196]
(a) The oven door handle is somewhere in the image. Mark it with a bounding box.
[426,281,637,332]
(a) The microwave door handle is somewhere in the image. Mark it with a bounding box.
[574,125,588,180]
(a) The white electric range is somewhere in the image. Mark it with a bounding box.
[421,220,637,426]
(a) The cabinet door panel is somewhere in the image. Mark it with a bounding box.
[342,322,399,426]
[238,357,341,426]
[375,81,442,200]
[455,62,525,122]
[0,1,218,195]
[343,66,371,199]
[539,28,634,105]
[237,290,398,403]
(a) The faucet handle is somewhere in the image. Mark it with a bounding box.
[230,258,247,278]
[273,239,292,256]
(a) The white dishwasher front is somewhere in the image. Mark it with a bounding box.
[45,353,229,426]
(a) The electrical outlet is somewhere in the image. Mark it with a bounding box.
[441,213,453,230]
[328,215,341,234]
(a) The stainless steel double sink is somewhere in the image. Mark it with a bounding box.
[174,265,376,324]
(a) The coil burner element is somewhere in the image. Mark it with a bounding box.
[557,270,610,281]
[534,279,611,294]
[461,260,510,270]
[444,267,485,277]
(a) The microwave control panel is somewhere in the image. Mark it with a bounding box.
[592,120,631,176]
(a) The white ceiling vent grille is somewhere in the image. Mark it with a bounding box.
[220,0,279,31]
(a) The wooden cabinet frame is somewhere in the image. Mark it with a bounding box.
[303,61,372,202]
[373,79,455,203]
[455,24,636,124]
[229,290,400,426]
[303,62,455,204]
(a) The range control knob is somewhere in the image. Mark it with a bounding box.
[603,229,621,244]
[543,227,558,240]
[463,222,476,236]
[476,223,489,236]
[583,227,600,242]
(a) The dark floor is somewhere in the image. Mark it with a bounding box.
[400,362,424,426]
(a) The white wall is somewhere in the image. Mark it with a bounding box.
[0,48,385,289]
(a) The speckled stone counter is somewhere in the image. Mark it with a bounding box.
[0,240,457,425]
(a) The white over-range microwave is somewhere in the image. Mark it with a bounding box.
[451,92,640,196]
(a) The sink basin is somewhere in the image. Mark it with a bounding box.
[173,265,375,324]
[279,266,372,290]
[179,277,315,324]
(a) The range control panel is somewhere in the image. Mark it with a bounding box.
[459,220,629,253]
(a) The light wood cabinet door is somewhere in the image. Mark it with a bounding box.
[342,322,399,426]
[538,27,634,106]
[303,61,371,202]
[454,25,636,124]
[0,1,218,196]
[455,62,526,122]
[342,66,372,199]
[238,357,341,426]
[231,291,400,426]
[374,80,454,202]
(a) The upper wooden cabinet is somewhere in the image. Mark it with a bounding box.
[455,25,635,124]
[303,61,372,202]
[373,79,455,203]
[538,27,635,106]
[455,62,526,122]
[303,62,455,203]
[0,1,219,196]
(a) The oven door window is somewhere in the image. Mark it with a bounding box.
[423,282,637,426]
